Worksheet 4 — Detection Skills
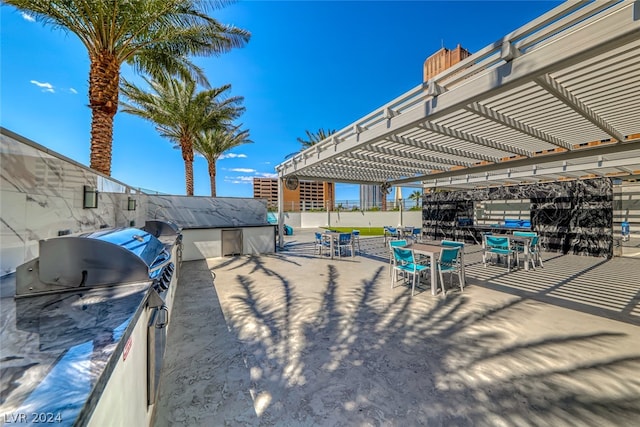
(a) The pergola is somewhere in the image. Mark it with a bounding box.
[275,1,640,245]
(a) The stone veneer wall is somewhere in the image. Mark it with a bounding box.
[423,178,613,257]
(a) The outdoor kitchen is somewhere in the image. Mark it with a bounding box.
[0,128,275,425]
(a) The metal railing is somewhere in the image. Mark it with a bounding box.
[267,199,423,212]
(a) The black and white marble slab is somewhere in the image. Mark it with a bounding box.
[422,178,613,257]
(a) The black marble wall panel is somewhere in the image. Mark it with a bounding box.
[422,178,613,257]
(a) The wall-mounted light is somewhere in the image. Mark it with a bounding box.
[127,197,137,211]
[83,185,98,209]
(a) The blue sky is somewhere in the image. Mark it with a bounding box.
[1,1,560,200]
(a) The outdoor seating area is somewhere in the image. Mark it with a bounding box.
[154,227,640,426]
[384,225,421,244]
[315,230,357,259]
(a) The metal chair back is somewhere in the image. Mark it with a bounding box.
[439,246,460,266]
[393,247,414,265]
[485,235,509,250]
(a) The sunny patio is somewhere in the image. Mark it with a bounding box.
[154,229,640,426]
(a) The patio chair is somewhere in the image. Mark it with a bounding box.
[411,227,422,243]
[383,226,399,244]
[336,232,354,258]
[388,239,409,276]
[513,232,543,270]
[314,232,330,256]
[441,240,465,285]
[483,235,516,272]
[391,247,430,296]
[352,230,361,254]
[437,246,463,295]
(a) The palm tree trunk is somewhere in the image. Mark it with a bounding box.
[88,51,120,176]
[180,136,195,196]
[208,161,216,197]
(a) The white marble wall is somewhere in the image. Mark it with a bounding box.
[0,131,146,275]
[1,129,270,275]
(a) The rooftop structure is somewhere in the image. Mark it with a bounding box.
[276,1,640,190]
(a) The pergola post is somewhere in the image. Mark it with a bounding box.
[277,176,284,249]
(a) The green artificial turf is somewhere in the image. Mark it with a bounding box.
[321,227,385,236]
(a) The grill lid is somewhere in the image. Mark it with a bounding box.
[16,226,175,298]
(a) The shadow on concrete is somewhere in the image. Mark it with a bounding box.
[207,255,640,425]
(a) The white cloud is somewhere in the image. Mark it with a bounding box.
[224,175,253,184]
[219,153,247,160]
[21,12,35,22]
[69,88,78,94]
[30,80,54,93]
[258,172,277,178]
[229,168,256,173]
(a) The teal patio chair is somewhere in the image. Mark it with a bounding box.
[391,247,430,296]
[513,231,543,270]
[388,239,409,276]
[483,235,516,272]
[437,246,463,295]
[441,240,465,285]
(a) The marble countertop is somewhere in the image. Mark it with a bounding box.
[0,274,151,425]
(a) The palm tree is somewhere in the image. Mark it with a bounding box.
[194,125,252,197]
[5,0,250,176]
[120,75,244,195]
[409,190,423,208]
[285,128,337,159]
[297,128,337,150]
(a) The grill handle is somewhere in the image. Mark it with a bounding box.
[156,305,169,329]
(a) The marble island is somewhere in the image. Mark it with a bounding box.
[0,275,152,426]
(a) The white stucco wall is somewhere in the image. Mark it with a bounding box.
[282,210,423,229]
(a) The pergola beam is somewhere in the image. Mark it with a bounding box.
[325,158,424,177]
[465,102,574,151]
[535,74,627,143]
[362,145,470,167]
[420,119,532,157]
[425,153,640,187]
[389,139,640,186]
[385,133,501,162]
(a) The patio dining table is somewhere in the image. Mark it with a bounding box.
[407,241,468,295]
[408,242,443,296]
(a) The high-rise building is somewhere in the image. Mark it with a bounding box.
[423,44,471,82]
[359,184,381,210]
[253,178,335,212]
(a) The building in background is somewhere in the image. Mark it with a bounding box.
[359,184,381,210]
[423,44,471,81]
[253,178,335,212]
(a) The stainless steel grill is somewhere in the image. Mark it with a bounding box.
[16,220,182,298]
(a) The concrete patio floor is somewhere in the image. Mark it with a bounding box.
[154,230,640,426]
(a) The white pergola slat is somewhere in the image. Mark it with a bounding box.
[276,1,640,244]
